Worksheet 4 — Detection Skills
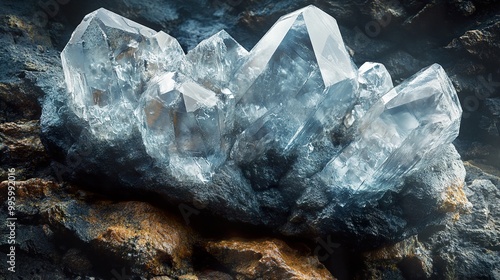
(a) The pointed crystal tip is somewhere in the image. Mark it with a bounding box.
[60,6,462,188]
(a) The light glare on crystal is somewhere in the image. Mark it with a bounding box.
[61,6,462,189]
[319,64,462,191]
[61,8,184,140]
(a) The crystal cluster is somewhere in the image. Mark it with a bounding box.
[61,6,462,190]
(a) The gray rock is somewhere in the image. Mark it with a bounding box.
[479,98,500,138]
[421,164,500,279]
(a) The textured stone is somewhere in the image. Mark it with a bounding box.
[422,174,500,280]
[205,238,335,280]
[0,120,50,179]
[447,21,500,63]
[0,178,196,278]
[62,248,93,274]
[361,236,433,279]
[84,201,195,276]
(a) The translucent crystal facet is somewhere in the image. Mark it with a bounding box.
[344,62,393,128]
[61,6,462,189]
[180,30,249,94]
[319,64,462,191]
[136,72,227,182]
[61,8,184,140]
[230,5,358,166]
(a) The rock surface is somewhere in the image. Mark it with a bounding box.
[0,178,335,279]
[0,178,195,277]
[357,162,500,279]
[205,238,335,280]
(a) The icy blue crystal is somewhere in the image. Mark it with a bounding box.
[344,62,393,128]
[318,64,462,191]
[230,5,358,165]
[180,30,249,94]
[136,72,227,182]
[61,6,462,189]
[61,8,184,140]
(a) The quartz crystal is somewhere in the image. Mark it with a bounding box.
[61,8,184,140]
[319,64,462,191]
[135,31,246,182]
[61,6,462,188]
[344,62,393,128]
[136,72,227,182]
[230,6,358,166]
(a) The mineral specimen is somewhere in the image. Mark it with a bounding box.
[319,64,462,192]
[61,8,184,140]
[60,5,462,191]
[230,6,357,167]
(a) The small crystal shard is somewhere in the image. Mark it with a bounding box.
[60,6,462,190]
[344,62,393,128]
[180,30,249,94]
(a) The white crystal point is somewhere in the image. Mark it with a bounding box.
[61,8,184,140]
[232,5,356,126]
[136,72,228,183]
[230,5,358,166]
[319,64,462,192]
[357,62,393,108]
[181,30,249,94]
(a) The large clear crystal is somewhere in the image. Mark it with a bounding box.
[61,6,462,189]
[230,5,358,166]
[136,72,228,182]
[318,64,462,191]
[61,8,184,140]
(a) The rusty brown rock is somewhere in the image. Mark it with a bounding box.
[2,15,53,47]
[0,120,49,167]
[438,183,472,215]
[178,274,199,280]
[447,21,500,63]
[151,276,174,280]
[89,200,196,276]
[205,238,335,280]
[0,177,57,203]
[196,270,233,280]
[361,236,433,279]
[0,178,196,277]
